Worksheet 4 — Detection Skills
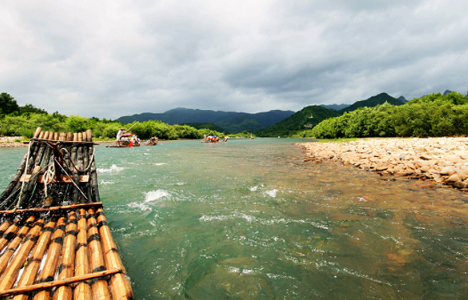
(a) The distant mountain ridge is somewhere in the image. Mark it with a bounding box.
[319,104,350,111]
[117,108,295,133]
[256,92,405,137]
[338,93,404,114]
[256,106,339,137]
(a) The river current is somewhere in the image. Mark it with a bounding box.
[2,138,468,299]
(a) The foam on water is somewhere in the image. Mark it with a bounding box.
[100,180,115,185]
[127,189,171,211]
[145,189,171,202]
[264,189,278,197]
[97,164,124,174]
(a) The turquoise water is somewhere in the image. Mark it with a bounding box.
[2,138,468,299]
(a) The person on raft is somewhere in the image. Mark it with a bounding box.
[115,128,127,146]
[116,128,126,141]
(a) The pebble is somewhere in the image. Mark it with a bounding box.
[299,137,468,191]
[0,136,27,148]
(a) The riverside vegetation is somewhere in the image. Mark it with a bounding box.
[303,91,468,138]
[0,93,256,141]
[2,91,468,141]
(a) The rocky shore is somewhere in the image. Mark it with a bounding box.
[0,136,28,147]
[301,137,468,190]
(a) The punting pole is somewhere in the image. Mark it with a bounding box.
[0,202,103,214]
[1,269,122,298]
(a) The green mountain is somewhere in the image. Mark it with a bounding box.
[338,93,405,114]
[180,122,227,133]
[117,108,295,133]
[256,106,339,137]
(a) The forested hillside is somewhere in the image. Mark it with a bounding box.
[117,108,294,133]
[337,92,405,114]
[256,106,339,137]
[308,92,468,138]
[0,93,227,140]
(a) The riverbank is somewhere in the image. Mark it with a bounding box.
[0,136,27,147]
[300,137,468,190]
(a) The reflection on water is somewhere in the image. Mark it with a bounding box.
[2,139,468,299]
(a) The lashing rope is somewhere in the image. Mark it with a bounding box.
[42,162,55,198]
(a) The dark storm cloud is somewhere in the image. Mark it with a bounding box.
[1,0,467,118]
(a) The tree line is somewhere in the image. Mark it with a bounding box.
[0,93,228,140]
[303,92,468,138]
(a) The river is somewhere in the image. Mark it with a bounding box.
[1,138,468,299]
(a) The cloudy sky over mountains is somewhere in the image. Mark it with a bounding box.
[1,0,467,118]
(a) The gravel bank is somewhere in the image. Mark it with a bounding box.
[300,137,468,190]
[0,136,28,147]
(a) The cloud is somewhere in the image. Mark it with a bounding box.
[1,0,467,118]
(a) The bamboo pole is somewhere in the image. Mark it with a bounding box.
[53,210,77,300]
[82,145,90,203]
[0,220,19,252]
[33,127,42,139]
[86,130,93,142]
[89,148,100,203]
[33,216,66,300]
[0,219,44,291]
[18,165,42,209]
[87,208,111,300]
[74,208,92,300]
[66,133,73,142]
[0,215,36,275]
[0,202,103,214]
[96,208,135,299]
[32,140,47,168]
[39,131,46,139]
[12,219,56,300]
[77,145,85,203]
[16,141,47,208]
[83,144,89,174]
[70,144,79,204]
[1,269,122,298]
[0,219,12,237]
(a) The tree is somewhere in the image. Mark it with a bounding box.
[19,104,47,115]
[0,93,20,115]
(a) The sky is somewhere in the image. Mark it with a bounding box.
[1,0,468,119]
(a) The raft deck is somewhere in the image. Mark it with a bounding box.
[0,128,134,299]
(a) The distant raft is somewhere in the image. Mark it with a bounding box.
[0,127,134,299]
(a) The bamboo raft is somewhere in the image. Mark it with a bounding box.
[0,128,134,299]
